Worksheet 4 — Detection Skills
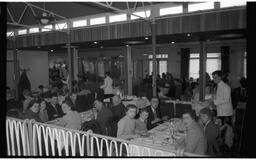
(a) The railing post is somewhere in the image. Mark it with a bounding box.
[86,132,91,156]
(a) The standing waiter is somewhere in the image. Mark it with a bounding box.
[100,72,114,99]
[210,70,233,125]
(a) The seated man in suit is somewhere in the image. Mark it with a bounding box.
[199,107,220,156]
[46,93,64,121]
[145,97,168,130]
[110,95,126,137]
[94,95,113,136]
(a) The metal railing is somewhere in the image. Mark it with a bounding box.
[6,116,205,157]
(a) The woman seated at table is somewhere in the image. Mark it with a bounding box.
[117,104,140,140]
[176,110,207,155]
[47,97,82,130]
[134,109,149,135]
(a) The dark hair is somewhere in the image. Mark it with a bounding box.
[139,108,149,114]
[182,109,197,120]
[105,72,111,76]
[211,109,217,117]
[63,97,75,110]
[199,107,213,120]
[38,85,44,89]
[126,104,137,112]
[27,99,40,110]
[212,70,222,77]
[96,90,105,102]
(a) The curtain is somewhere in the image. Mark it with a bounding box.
[221,46,230,74]
[180,48,190,79]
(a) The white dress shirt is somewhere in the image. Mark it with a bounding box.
[100,76,113,94]
[213,80,233,117]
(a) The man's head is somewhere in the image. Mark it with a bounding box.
[28,99,40,113]
[61,97,74,113]
[126,104,137,119]
[199,108,213,124]
[112,95,121,106]
[70,92,77,102]
[105,72,111,77]
[182,110,196,128]
[139,109,149,121]
[150,97,159,109]
[212,70,222,84]
[50,93,58,105]
[94,99,104,111]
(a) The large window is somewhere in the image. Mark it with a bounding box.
[189,53,221,79]
[73,19,87,28]
[160,5,183,16]
[55,23,67,30]
[42,25,53,32]
[221,0,246,8]
[131,10,151,20]
[109,14,127,23]
[148,54,168,76]
[188,2,214,12]
[90,17,106,25]
[29,27,39,33]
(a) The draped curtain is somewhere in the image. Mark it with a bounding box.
[180,48,190,79]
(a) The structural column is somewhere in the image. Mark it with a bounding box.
[126,45,133,95]
[73,47,78,81]
[199,41,206,101]
[151,19,157,97]
[13,37,20,100]
[67,29,73,93]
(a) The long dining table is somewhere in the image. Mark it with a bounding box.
[130,118,187,153]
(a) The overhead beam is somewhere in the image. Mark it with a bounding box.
[7,7,15,23]
[18,5,28,24]
[92,2,149,21]
[25,2,68,20]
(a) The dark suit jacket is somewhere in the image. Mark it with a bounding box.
[46,103,64,121]
[96,106,113,136]
[205,121,220,156]
[145,105,162,130]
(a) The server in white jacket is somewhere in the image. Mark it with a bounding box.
[211,70,233,125]
[100,72,114,99]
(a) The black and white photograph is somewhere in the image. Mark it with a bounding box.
[2,0,253,157]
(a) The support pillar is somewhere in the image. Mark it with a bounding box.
[13,37,20,100]
[73,48,78,81]
[126,45,133,96]
[199,41,206,101]
[67,29,73,93]
[151,19,157,97]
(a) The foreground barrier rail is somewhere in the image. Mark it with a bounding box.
[6,117,205,157]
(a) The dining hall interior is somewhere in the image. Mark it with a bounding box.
[4,1,251,157]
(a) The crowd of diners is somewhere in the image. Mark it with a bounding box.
[6,70,247,157]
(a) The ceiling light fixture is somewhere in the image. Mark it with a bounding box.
[100,46,103,48]
[171,41,175,44]
[37,46,41,48]
[187,33,191,37]
[126,45,129,47]
[94,41,98,44]
[50,50,54,52]
[35,3,55,25]
[145,37,149,40]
